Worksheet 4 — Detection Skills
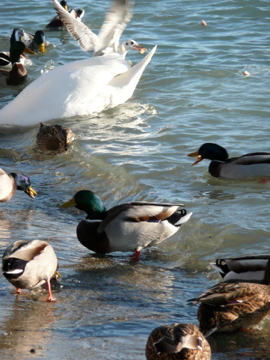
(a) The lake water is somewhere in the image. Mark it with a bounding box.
[0,0,270,359]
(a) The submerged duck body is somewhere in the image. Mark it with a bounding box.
[0,168,37,202]
[0,45,156,125]
[212,255,270,283]
[188,143,270,180]
[36,123,77,152]
[145,323,211,360]
[61,190,192,259]
[2,240,58,301]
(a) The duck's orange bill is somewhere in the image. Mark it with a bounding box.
[187,151,203,166]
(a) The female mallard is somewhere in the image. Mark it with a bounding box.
[189,277,270,336]
[145,323,211,360]
[0,40,34,86]
[211,255,270,283]
[36,123,77,152]
[21,30,50,53]
[61,190,192,260]
[45,0,84,29]
[0,168,37,202]
[188,143,270,180]
[2,240,58,302]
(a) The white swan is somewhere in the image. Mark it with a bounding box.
[0,45,156,126]
[0,0,156,126]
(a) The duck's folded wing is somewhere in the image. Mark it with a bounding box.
[189,282,260,307]
[97,0,133,53]
[217,256,270,273]
[53,0,98,53]
[234,153,270,165]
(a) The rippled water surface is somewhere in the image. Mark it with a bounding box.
[0,0,270,359]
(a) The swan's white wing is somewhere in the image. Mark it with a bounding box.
[52,0,98,53]
[97,0,133,53]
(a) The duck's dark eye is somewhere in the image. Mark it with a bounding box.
[131,41,134,45]
[126,42,129,45]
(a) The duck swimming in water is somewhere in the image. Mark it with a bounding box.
[189,260,270,336]
[36,123,77,152]
[188,143,270,180]
[21,30,51,53]
[61,190,192,260]
[0,40,35,86]
[45,0,84,29]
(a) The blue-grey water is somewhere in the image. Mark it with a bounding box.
[0,0,270,359]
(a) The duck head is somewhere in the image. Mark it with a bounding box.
[9,41,35,64]
[10,173,37,199]
[188,143,229,165]
[34,30,46,53]
[61,190,107,219]
[60,0,68,11]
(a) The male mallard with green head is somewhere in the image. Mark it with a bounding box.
[188,143,270,180]
[61,190,192,260]
[2,240,58,302]
[0,168,37,202]
[0,40,34,86]
[22,30,50,53]
[0,28,32,70]
[146,323,211,360]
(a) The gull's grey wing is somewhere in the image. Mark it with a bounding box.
[52,0,98,53]
[96,0,133,53]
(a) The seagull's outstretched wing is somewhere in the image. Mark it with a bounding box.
[52,0,98,53]
[97,0,133,53]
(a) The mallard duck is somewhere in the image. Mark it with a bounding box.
[53,0,146,56]
[45,0,84,29]
[0,40,35,86]
[188,278,270,336]
[211,255,270,283]
[61,190,192,260]
[2,240,58,302]
[0,168,37,202]
[145,323,211,360]
[0,28,34,71]
[21,30,50,53]
[36,123,77,152]
[188,143,270,180]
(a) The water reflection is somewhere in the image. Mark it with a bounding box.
[0,298,57,359]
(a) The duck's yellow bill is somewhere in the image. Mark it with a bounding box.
[25,186,38,199]
[60,197,77,208]
[39,43,46,53]
[24,46,36,55]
